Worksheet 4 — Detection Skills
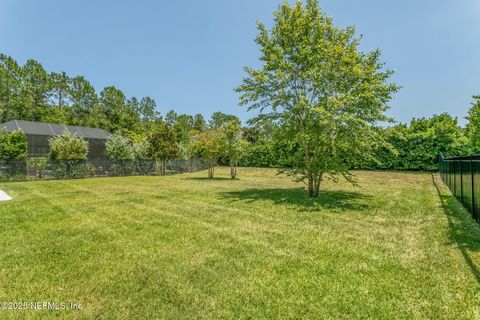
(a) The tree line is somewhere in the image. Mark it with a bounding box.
[2,0,479,196]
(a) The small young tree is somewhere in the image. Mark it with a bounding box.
[147,123,180,175]
[49,130,89,178]
[236,0,399,197]
[49,130,88,160]
[191,129,224,178]
[0,129,27,159]
[106,134,134,160]
[222,121,248,179]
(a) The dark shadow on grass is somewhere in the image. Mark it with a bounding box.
[186,177,233,181]
[432,175,480,286]
[221,187,371,212]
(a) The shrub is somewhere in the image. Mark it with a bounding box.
[49,130,89,160]
[133,138,150,160]
[105,134,136,176]
[0,129,27,160]
[106,134,134,160]
[48,130,89,179]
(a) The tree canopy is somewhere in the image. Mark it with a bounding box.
[147,123,180,175]
[236,0,399,197]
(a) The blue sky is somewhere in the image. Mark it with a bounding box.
[1,0,479,125]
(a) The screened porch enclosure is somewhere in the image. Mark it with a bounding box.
[26,134,107,159]
[0,120,110,160]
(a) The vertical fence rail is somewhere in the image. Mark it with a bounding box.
[439,152,480,223]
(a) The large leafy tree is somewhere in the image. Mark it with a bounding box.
[21,59,51,121]
[209,112,240,129]
[165,110,178,126]
[69,76,98,125]
[50,71,71,109]
[193,113,207,132]
[139,97,158,123]
[236,0,399,197]
[0,54,22,122]
[100,86,126,132]
[173,114,194,143]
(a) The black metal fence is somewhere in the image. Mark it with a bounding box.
[439,152,480,223]
[0,158,209,182]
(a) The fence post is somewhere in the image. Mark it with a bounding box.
[460,159,464,203]
[453,160,456,196]
[471,155,475,218]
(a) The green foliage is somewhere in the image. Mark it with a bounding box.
[22,59,51,122]
[173,114,194,143]
[240,143,277,167]
[0,129,27,159]
[222,121,249,179]
[0,53,160,134]
[359,114,468,171]
[178,141,193,160]
[0,54,22,122]
[466,95,480,153]
[191,129,225,178]
[147,123,179,161]
[69,76,98,126]
[133,138,150,160]
[132,138,154,174]
[236,0,398,196]
[193,114,207,132]
[106,134,135,160]
[27,157,48,179]
[139,97,158,123]
[147,123,180,175]
[1,48,477,174]
[48,130,89,160]
[406,114,467,168]
[209,112,240,129]
[165,110,178,126]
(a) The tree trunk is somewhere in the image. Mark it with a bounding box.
[159,160,166,175]
[230,160,237,180]
[208,164,215,179]
[3,77,10,122]
[308,176,314,197]
[58,91,63,109]
[207,162,212,178]
[308,172,323,198]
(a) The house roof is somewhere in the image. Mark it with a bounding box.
[0,120,111,140]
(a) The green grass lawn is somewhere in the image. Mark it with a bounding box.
[1,168,480,319]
